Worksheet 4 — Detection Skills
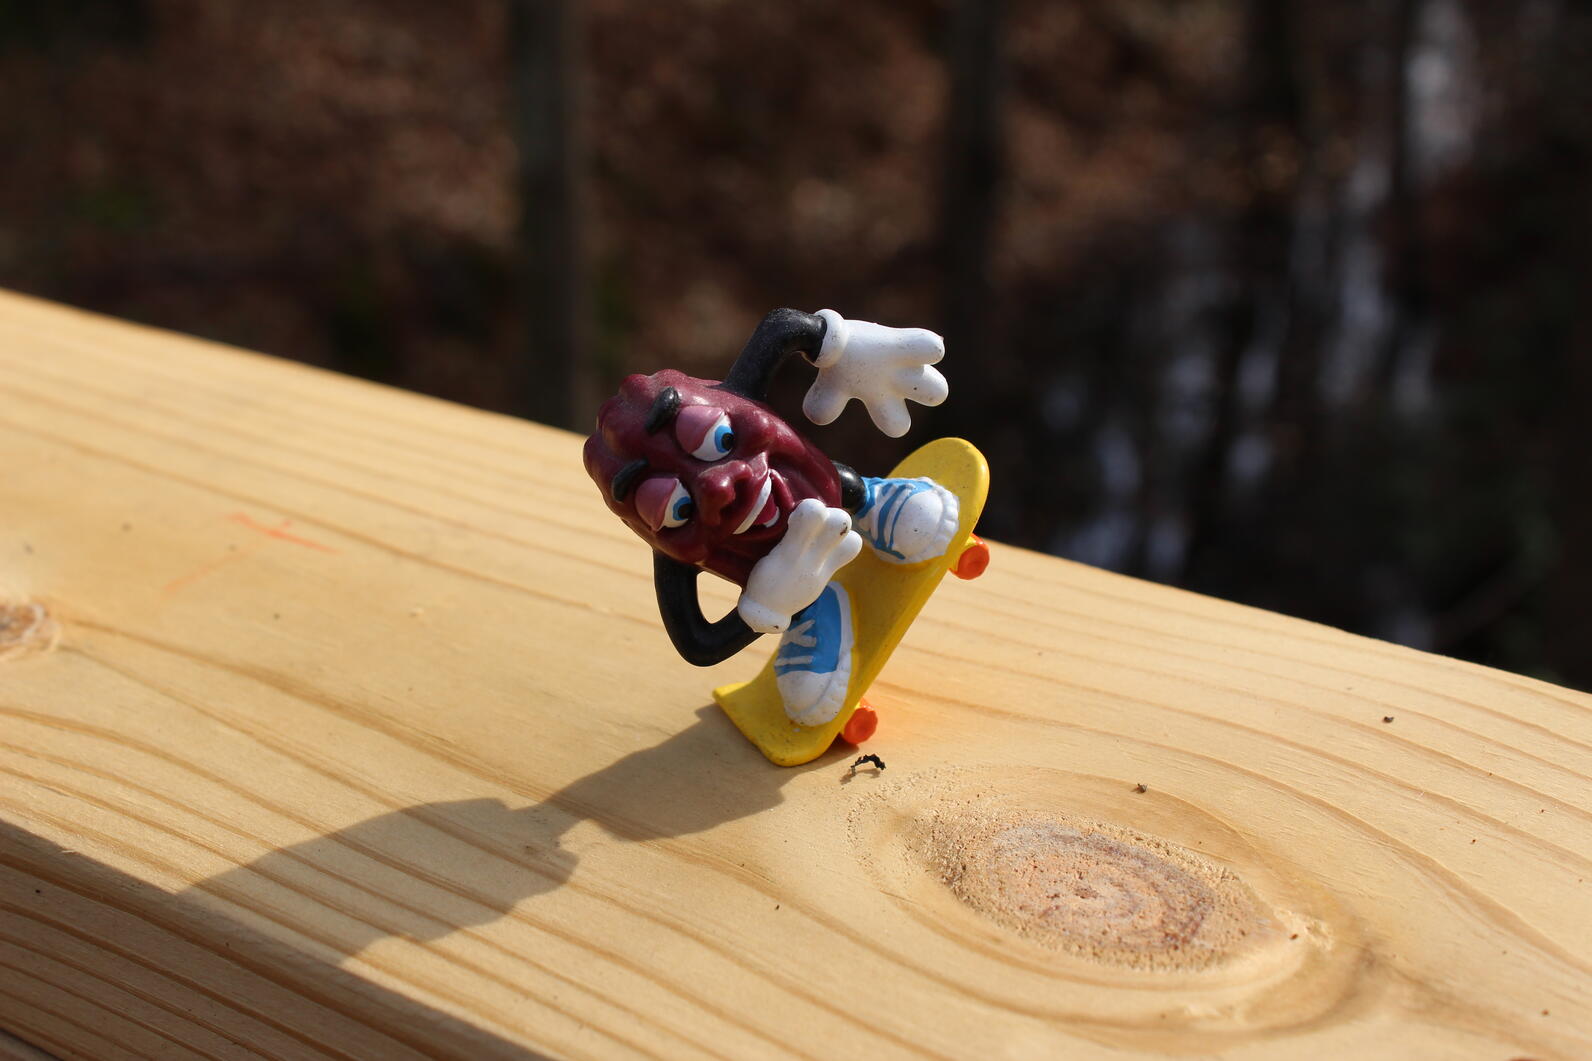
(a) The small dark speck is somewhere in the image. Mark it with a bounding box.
[34,889,41,895]
[273,613,281,620]
[1471,839,1477,844]
[848,754,885,775]
[1382,716,1394,723]
[1133,783,1148,794]
[1542,1009,1550,1016]
[775,904,780,910]
[22,543,33,554]
[1289,933,1298,940]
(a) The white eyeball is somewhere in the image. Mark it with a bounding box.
[688,412,735,462]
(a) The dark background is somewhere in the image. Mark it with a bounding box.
[2,0,1587,689]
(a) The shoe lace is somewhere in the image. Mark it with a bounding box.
[775,619,819,665]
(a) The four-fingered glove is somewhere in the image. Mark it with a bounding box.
[803,309,949,438]
[737,499,863,634]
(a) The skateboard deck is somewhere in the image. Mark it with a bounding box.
[713,437,990,766]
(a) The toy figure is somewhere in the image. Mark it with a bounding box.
[585,309,989,765]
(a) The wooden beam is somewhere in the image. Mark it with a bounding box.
[0,289,1587,1059]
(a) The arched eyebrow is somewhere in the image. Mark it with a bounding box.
[610,458,649,502]
[645,387,682,434]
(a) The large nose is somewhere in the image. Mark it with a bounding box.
[692,463,739,526]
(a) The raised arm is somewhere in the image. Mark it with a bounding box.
[719,308,949,438]
[718,308,828,401]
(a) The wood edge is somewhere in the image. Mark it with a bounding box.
[0,287,576,445]
[0,1028,59,1061]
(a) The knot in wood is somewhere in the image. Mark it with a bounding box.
[0,598,59,661]
[930,811,1268,971]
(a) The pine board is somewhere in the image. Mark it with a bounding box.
[0,289,1587,1060]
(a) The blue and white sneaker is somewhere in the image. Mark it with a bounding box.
[774,582,854,727]
[854,477,960,565]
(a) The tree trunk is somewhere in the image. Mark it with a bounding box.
[509,0,586,429]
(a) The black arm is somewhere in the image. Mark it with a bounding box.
[717,308,827,401]
[653,552,762,667]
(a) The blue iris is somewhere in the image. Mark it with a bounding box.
[660,479,695,527]
[688,413,735,462]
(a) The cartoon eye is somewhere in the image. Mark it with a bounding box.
[635,475,695,532]
[660,480,695,528]
[679,407,735,462]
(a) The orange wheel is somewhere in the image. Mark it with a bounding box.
[952,534,991,580]
[841,701,878,745]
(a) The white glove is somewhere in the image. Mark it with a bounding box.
[802,309,949,437]
[737,499,862,634]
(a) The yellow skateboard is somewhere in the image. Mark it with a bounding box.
[713,438,990,766]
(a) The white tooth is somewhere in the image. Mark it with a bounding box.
[733,473,773,535]
[757,470,784,527]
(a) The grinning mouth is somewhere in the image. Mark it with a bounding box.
[733,470,778,535]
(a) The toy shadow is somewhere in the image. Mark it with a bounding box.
[1,817,544,1059]
[178,705,838,958]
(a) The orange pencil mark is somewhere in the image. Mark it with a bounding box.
[163,514,339,595]
[162,540,267,595]
[228,513,340,554]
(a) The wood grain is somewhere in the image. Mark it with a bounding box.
[0,288,1588,1060]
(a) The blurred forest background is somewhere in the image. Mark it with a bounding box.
[1,0,1587,688]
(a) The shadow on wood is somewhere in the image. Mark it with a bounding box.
[0,818,548,1060]
[175,707,832,956]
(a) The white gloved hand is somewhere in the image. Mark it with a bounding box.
[737,499,862,634]
[802,309,949,437]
